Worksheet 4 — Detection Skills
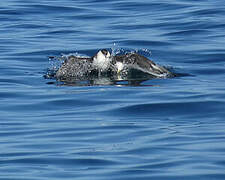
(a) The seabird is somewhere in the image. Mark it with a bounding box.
[55,49,172,80]
[112,52,172,78]
[56,49,112,79]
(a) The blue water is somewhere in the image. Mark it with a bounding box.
[1,0,225,179]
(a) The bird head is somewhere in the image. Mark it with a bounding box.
[96,49,111,62]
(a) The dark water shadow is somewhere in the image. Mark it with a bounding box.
[44,67,190,87]
[46,78,154,87]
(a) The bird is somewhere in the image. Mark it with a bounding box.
[111,52,173,78]
[55,49,112,79]
[55,49,172,80]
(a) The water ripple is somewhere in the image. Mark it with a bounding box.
[1,0,225,179]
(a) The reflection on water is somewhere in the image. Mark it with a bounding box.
[45,67,175,86]
[47,77,160,87]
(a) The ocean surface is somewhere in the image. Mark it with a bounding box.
[1,0,225,179]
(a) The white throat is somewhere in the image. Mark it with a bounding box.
[115,61,124,73]
[93,50,111,71]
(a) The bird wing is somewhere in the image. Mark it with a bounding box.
[65,55,93,64]
[124,53,171,77]
[56,56,93,78]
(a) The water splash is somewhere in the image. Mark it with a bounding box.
[45,52,93,80]
[111,46,152,57]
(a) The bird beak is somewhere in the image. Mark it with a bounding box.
[117,69,121,74]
